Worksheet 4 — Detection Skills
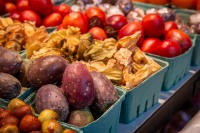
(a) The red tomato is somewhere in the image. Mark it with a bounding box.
[4,2,17,13]
[142,14,165,38]
[0,0,5,15]
[28,0,54,16]
[9,11,21,21]
[43,12,62,27]
[17,0,30,11]
[164,21,178,35]
[57,24,64,30]
[85,7,106,28]
[165,29,192,52]
[54,4,71,18]
[106,14,128,30]
[85,7,106,23]
[20,10,42,27]
[156,40,182,58]
[62,12,88,34]
[118,21,144,47]
[89,27,107,40]
[140,38,161,54]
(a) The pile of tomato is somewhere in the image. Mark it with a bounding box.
[60,6,192,58]
[0,0,192,58]
[140,14,192,58]
[0,0,71,27]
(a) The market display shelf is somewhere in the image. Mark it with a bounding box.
[118,66,200,133]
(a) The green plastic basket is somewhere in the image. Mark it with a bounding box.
[133,1,166,10]
[146,35,195,91]
[0,87,35,109]
[61,0,76,6]
[175,9,200,66]
[119,57,168,124]
[25,86,126,133]
[60,122,83,133]
[0,100,82,133]
[19,50,26,59]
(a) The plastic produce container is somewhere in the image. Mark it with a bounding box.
[133,1,166,9]
[119,57,168,124]
[60,0,76,6]
[133,2,200,67]
[175,9,200,66]
[0,87,34,109]
[60,122,83,133]
[25,86,126,133]
[0,102,83,133]
[147,35,195,91]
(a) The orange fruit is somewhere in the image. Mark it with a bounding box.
[171,0,195,9]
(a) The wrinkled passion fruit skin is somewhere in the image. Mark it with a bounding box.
[27,55,69,89]
[90,71,118,112]
[16,59,34,87]
[0,46,22,75]
[0,72,21,100]
[35,84,69,122]
[62,62,95,109]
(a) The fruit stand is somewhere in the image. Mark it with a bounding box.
[1,0,200,133]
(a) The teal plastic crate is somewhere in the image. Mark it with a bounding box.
[119,57,168,124]
[25,86,126,133]
[133,1,166,10]
[19,50,26,59]
[147,36,195,91]
[60,0,76,6]
[60,122,83,133]
[175,10,200,66]
[0,99,82,133]
[46,26,58,33]
[134,2,199,66]
[0,87,34,109]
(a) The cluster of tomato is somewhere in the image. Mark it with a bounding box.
[0,0,192,58]
[139,14,192,58]
[133,0,200,10]
[60,5,192,58]
[0,0,71,27]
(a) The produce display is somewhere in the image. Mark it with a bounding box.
[0,0,199,132]
[0,15,161,131]
[59,0,193,58]
[0,17,45,52]
[24,27,161,90]
[0,0,71,28]
[0,98,77,133]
